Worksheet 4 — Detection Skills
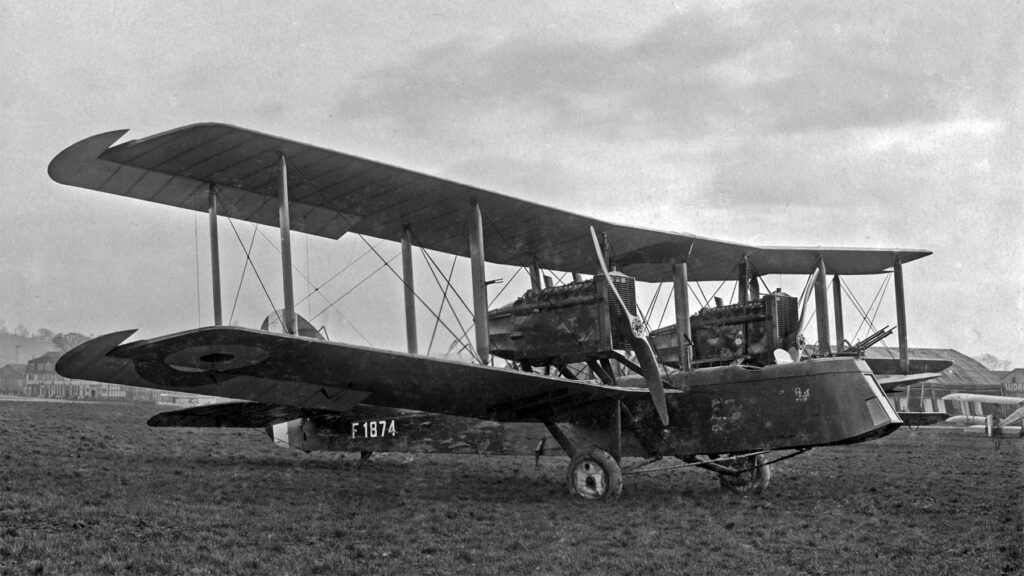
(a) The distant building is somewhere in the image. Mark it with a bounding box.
[0,364,26,395]
[996,368,1024,398]
[867,348,1006,417]
[22,351,157,402]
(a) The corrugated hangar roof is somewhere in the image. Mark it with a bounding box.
[866,348,1002,391]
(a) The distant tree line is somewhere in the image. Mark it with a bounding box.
[0,321,94,363]
[974,353,1012,371]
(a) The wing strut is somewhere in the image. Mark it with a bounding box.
[469,201,489,364]
[208,184,223,326]
[401,228,418,354]
[833,273,844,353]
[278,155,297,335]
[814,257,830,354]
[893,256,909,373]
[671,257,693,371]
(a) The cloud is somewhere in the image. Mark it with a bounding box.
[337,2,1019,140]
[334,9,744,141]
[328,1,1021,254]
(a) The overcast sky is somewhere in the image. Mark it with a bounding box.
[1,1,1021,365]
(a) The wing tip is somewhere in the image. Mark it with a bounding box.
[55,329,138,378]
[47,129,131,185]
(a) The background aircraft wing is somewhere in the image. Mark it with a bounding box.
[875,372,944,392]
[896,412,949,426]
[49,124,930,282]
[56,328,667,422]
[942,393,1024,429]
[1001,408,1024,428]
[941,393,1024,407]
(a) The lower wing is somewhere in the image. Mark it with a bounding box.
[57,327,664,422]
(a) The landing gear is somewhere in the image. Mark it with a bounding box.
[717,453,771,494]
[567,449,622,500]
[542,406,628,500]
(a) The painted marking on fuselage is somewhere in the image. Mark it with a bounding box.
[351,418,397,439]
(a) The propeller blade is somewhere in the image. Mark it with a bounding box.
[632,336,670,426]
[589,228,645,337]
[590,227,669,426]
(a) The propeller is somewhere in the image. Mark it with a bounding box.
[589,227,670,426]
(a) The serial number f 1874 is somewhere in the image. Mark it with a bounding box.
[351,419,398,439]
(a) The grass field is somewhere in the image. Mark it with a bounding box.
[0,399,1021,575]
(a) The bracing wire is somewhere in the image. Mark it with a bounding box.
[657,287,673,329]
[841,273,894,357]
[645,283,663,322]
[298,239,387,309]
[845,274,889,342]
[301,237,389,309]
[410,232,476,319]
[210,161,379,343]
[700,260,741,307]
[418,247,475,357]
[228,224,259,325]
[355,232,482,363]
[289,158,485,359]
[308,255,397,322]
[692,275,711,309]
[224,215,284,329]
[424,252,462,355]
[489,266,524,307]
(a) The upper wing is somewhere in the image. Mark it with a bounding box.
[48,124,930,282]
[56,327,668,421]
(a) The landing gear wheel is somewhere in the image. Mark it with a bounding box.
[567,449,622,500]
[718,454,771,495]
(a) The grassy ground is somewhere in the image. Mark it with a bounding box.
[0,400,1020,576]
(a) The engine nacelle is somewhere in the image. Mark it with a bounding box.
[651,291,798,367]
[487,272,637,366]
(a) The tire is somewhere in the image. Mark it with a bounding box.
[566,449,623,500]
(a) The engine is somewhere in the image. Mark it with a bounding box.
[488,272,637,366]
[651,290,798,367]
[488,272,798,369]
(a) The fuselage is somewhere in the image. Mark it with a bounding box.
[273,357,901,459]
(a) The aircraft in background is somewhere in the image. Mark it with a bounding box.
[942,393,1024,437]
[50,124,934,499]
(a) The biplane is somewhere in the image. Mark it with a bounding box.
[942,393,1024,436]
[50,124,933,499]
